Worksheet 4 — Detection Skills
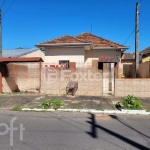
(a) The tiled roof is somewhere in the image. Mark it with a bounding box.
[122,53,135,60]
[140,46,150,55]
[75,32,124,48]
[37,32,127,48]
[99,56,120,62]
[40,35,85,44]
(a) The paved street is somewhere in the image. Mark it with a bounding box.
[0,111,149,150]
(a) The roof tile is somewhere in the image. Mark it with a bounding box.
[140,46,150,55]
[122,53,135,60]
[37,32,127,48]
[40,35,85,44]
[75,32,124,48]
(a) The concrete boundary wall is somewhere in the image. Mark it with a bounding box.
[40,67,103,96]
[115,79,150,97]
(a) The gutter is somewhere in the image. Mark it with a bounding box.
[92,47,130,52]
[35,43,129,52]
[35,43,92,47]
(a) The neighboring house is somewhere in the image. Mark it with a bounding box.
[1,48,44,93]
[140,46,150,62]
[2,48,45,61]
[35,32,129,96]
[120,53,135,78]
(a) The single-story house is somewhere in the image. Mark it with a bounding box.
[35,32,129,96]
[36,32,128,67]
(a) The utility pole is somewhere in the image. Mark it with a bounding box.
[135,2,139,76]
[0,9,2,57]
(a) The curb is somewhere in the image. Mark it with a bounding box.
[21,108,150,115]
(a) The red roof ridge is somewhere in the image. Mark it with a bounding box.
[76,32,125,47]
[38,35,87,44]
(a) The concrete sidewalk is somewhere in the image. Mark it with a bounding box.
[0,94,149,112]
[24,95,150,112]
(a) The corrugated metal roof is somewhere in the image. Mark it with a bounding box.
[2,48,40,58]
[99,56,120,62]
[0,57,43,62]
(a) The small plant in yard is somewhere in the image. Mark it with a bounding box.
[40,99,62,110]
[121,95,142,110]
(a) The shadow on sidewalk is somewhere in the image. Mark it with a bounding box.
[86,113,150,150]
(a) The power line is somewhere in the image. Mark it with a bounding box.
[140,0,150,8]
[140,1,150,14]
[2,0,17,17]
[141,40,150,50]
[0,0,6,8]
[140,6,150,14]
[123,30,135,45]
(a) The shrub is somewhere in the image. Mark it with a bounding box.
[121,95,142,110]
[40,99,62,110]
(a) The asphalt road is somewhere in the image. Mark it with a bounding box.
[0,111,149,150]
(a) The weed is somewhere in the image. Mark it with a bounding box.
[121,95,142,110]
[112,104,116,109]
[40,99,62,110]
[146,107,150,112]
[77,102,82,109]
[12,106,22,111]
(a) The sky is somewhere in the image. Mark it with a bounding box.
[1,0,150,52]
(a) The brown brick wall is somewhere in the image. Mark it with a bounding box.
[115,79,150,97]
[2,63,40,93]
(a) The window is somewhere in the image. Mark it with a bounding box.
[98,62,103,70]
[59,60,70,69]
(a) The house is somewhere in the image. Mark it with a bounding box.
[140,46,150,62]
[36,32,129,96]
[36,32,128,67]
